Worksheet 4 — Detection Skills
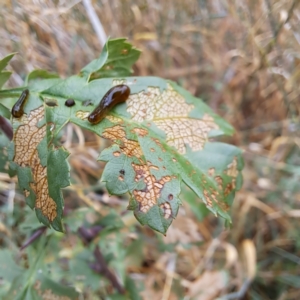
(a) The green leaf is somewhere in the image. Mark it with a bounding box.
[69,249,104,291]
[124,276,142,300]
[64,207,91,232]
[5,39,243,235]
[0,239,79,300]
[33,274,79,299]
[0,102,11,118]
[26,69,61,92]
[0,249,24,283]
[0,129,10,173]
[0,71,12,89]
[39,75,243,233]
[81,38,141,81]
[0,53,16,89]
[26,69,59,83]
[0,53,16,73]
[0,87,27,99]
[8,92,70,231]
[181,182,210,221]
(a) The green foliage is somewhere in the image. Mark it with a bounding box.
[0,53,15,89]
[0,34,244,300]
[0,238,79,300]
[0,38,243,235]
[81,38,141,80]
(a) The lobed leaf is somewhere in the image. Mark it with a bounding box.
[8,93,69,232]
[4,39,243,234]
[81,38,141,81]
[41,76,242,233]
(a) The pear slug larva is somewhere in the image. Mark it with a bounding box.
[11,89,29,118]
[88,85,130,124]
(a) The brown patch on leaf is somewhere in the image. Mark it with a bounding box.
[225,156,238,177]
[113,151,121,157]
[132,162,171,213]
[112,79,126,86]
[75,110,89,119]
[151,137,166,152]
[103,125,175,216]
[118,175,124,181]
[160,202,172,219]
[225,179,236,196]
[148,164,159,171]
[203,190,213,207]
[127,84,219,154]
[24,189,30,197]
[208,167,215,176]
[131,127,148,136]
[203,188,229,212]
[214,175,223,190]
[103,125,143,158]
[106,115,123,123]
[13,106,57,222]
[223,157,239,196]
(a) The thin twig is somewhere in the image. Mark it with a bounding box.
[20,227,47,251]
[78,225,103,244]
[91,245,125,294]
[243,0,299,120]
[265,0,298,42]
[82,0,107,48]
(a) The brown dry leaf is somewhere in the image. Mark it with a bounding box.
[241,239,256,280]
[188,270,228,300]
[13,106,57,222]
[224,242,238,269]
[126,84,219,154]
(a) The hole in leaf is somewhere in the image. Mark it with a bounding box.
[45,99,58,107]
[82,99,93,106]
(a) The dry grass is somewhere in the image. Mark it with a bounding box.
[1,0,300,299]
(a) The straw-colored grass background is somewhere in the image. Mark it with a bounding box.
[1,0,300,299]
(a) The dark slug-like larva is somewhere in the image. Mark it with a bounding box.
[88,85,130,124]
[11,89,29,118]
